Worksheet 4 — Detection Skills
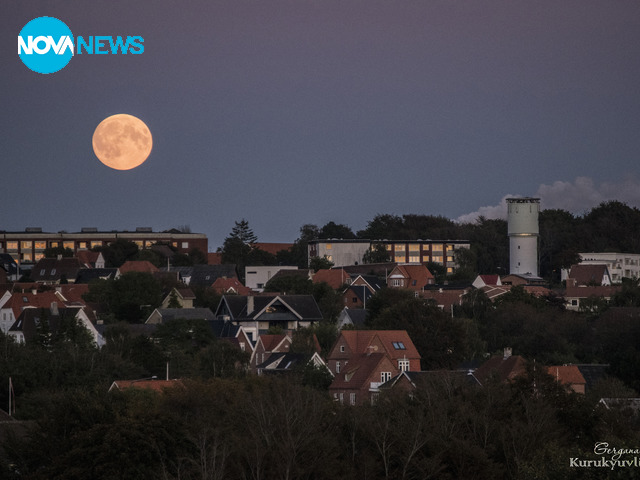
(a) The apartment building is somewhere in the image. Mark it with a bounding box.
[0,227,208,265]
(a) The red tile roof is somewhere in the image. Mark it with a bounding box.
[547,365,586,386]
[312,269,352,289]
[338,330,421,361]
[118,261,158,274]
[329,353,389,390]
[259,334,291,352]
[474,354,527,384]
[211,277,252,295]
[109,379,183,392]
[388,264,434,289]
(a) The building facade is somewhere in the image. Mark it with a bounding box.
[308,239,470,273]
[0,228,208,265]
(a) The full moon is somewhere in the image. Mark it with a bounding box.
[92,114,152,170]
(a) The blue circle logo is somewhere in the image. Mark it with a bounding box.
[18,17,74,74]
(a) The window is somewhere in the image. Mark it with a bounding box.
[34,241,46,250]
[21,241,32,249]
[339,393,344,404]
[336,361,341,373]
[394,244,405,252]
[340,345,345,353]
[7,242,18,250]
[392,342,406,350]
[399,359,410,372]
[432,256,443,264]
[392,279,403,287]
[182,242,189,249]
[91,241,102,248]
[326,243,332,250]
[350,393,356,405]
[40,269,45,276]
[432,244,443,252]
[63,241,74,250]
[50,269,56,275]
[78,242,87,249]
[22,253,32,262]
[381,372,391,382]
[240,342,245,352]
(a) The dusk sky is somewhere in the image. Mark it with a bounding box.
[3,1,640,249]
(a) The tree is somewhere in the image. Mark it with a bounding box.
[362,244,390,264]
[309,255,334,271]
[43,246,74,258]
[93,239,139,268]
[230,219,257,245]
[319,221,356,239]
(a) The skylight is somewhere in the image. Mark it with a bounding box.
[392,341,406,350]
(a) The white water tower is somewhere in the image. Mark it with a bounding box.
[507,197,540,276]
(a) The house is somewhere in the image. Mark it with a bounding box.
[74,268,118,284]
[183,264,238,287]
[8,304,104,347]
[472,275,502,289]
[329,353,398,405]
[473,348,527,386]
[312,268,352,290]
[547,365,586,394]
[566,264,612,286]
[207,319,253,353]
[0,254,19,281]
[161,287,196,308]
[327,330,421,376]
[564,286,620,311]
[386,264,434,291]
[244,266,299,292]
[379,370,481,396]
[76,250,105,269]
[420,287,469,314]
[341,274,383,308]
[210,277,252,295]
[336,307,367,329]
[30,257,84,284]
[118,260,158,274]
[215,294,323,342]
[145,308,216,325]
[256,351,330,377]
[250,333,292,372]
[108,379,183,393]
[1,289,62,334]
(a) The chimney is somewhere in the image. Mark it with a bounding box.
[503,347,512,360]
[247,295,254,316]
[50,302,59,316]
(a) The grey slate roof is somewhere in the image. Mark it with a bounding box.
[216,295,323,322]
[74,268,118,283]
[155,308,215,322]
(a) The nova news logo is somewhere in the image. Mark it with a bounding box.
[18,16,144,74]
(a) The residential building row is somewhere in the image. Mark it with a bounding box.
[0,227,208,265]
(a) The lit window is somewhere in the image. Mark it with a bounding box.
[326,244,332,250]
[7,242,18,250]
[78,242,87,249]
[394,244,405,252]
[63,241,74,250]
[432,244,443,252]
[91,241,102,248]
[21,241,32,249]
[34,241,46,250]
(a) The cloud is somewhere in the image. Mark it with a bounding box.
[457,175,640,223]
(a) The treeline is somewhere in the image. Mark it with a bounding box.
[2,374,639,480]
[222,201,640,283]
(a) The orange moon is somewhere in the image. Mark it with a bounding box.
[92,114,152,170]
